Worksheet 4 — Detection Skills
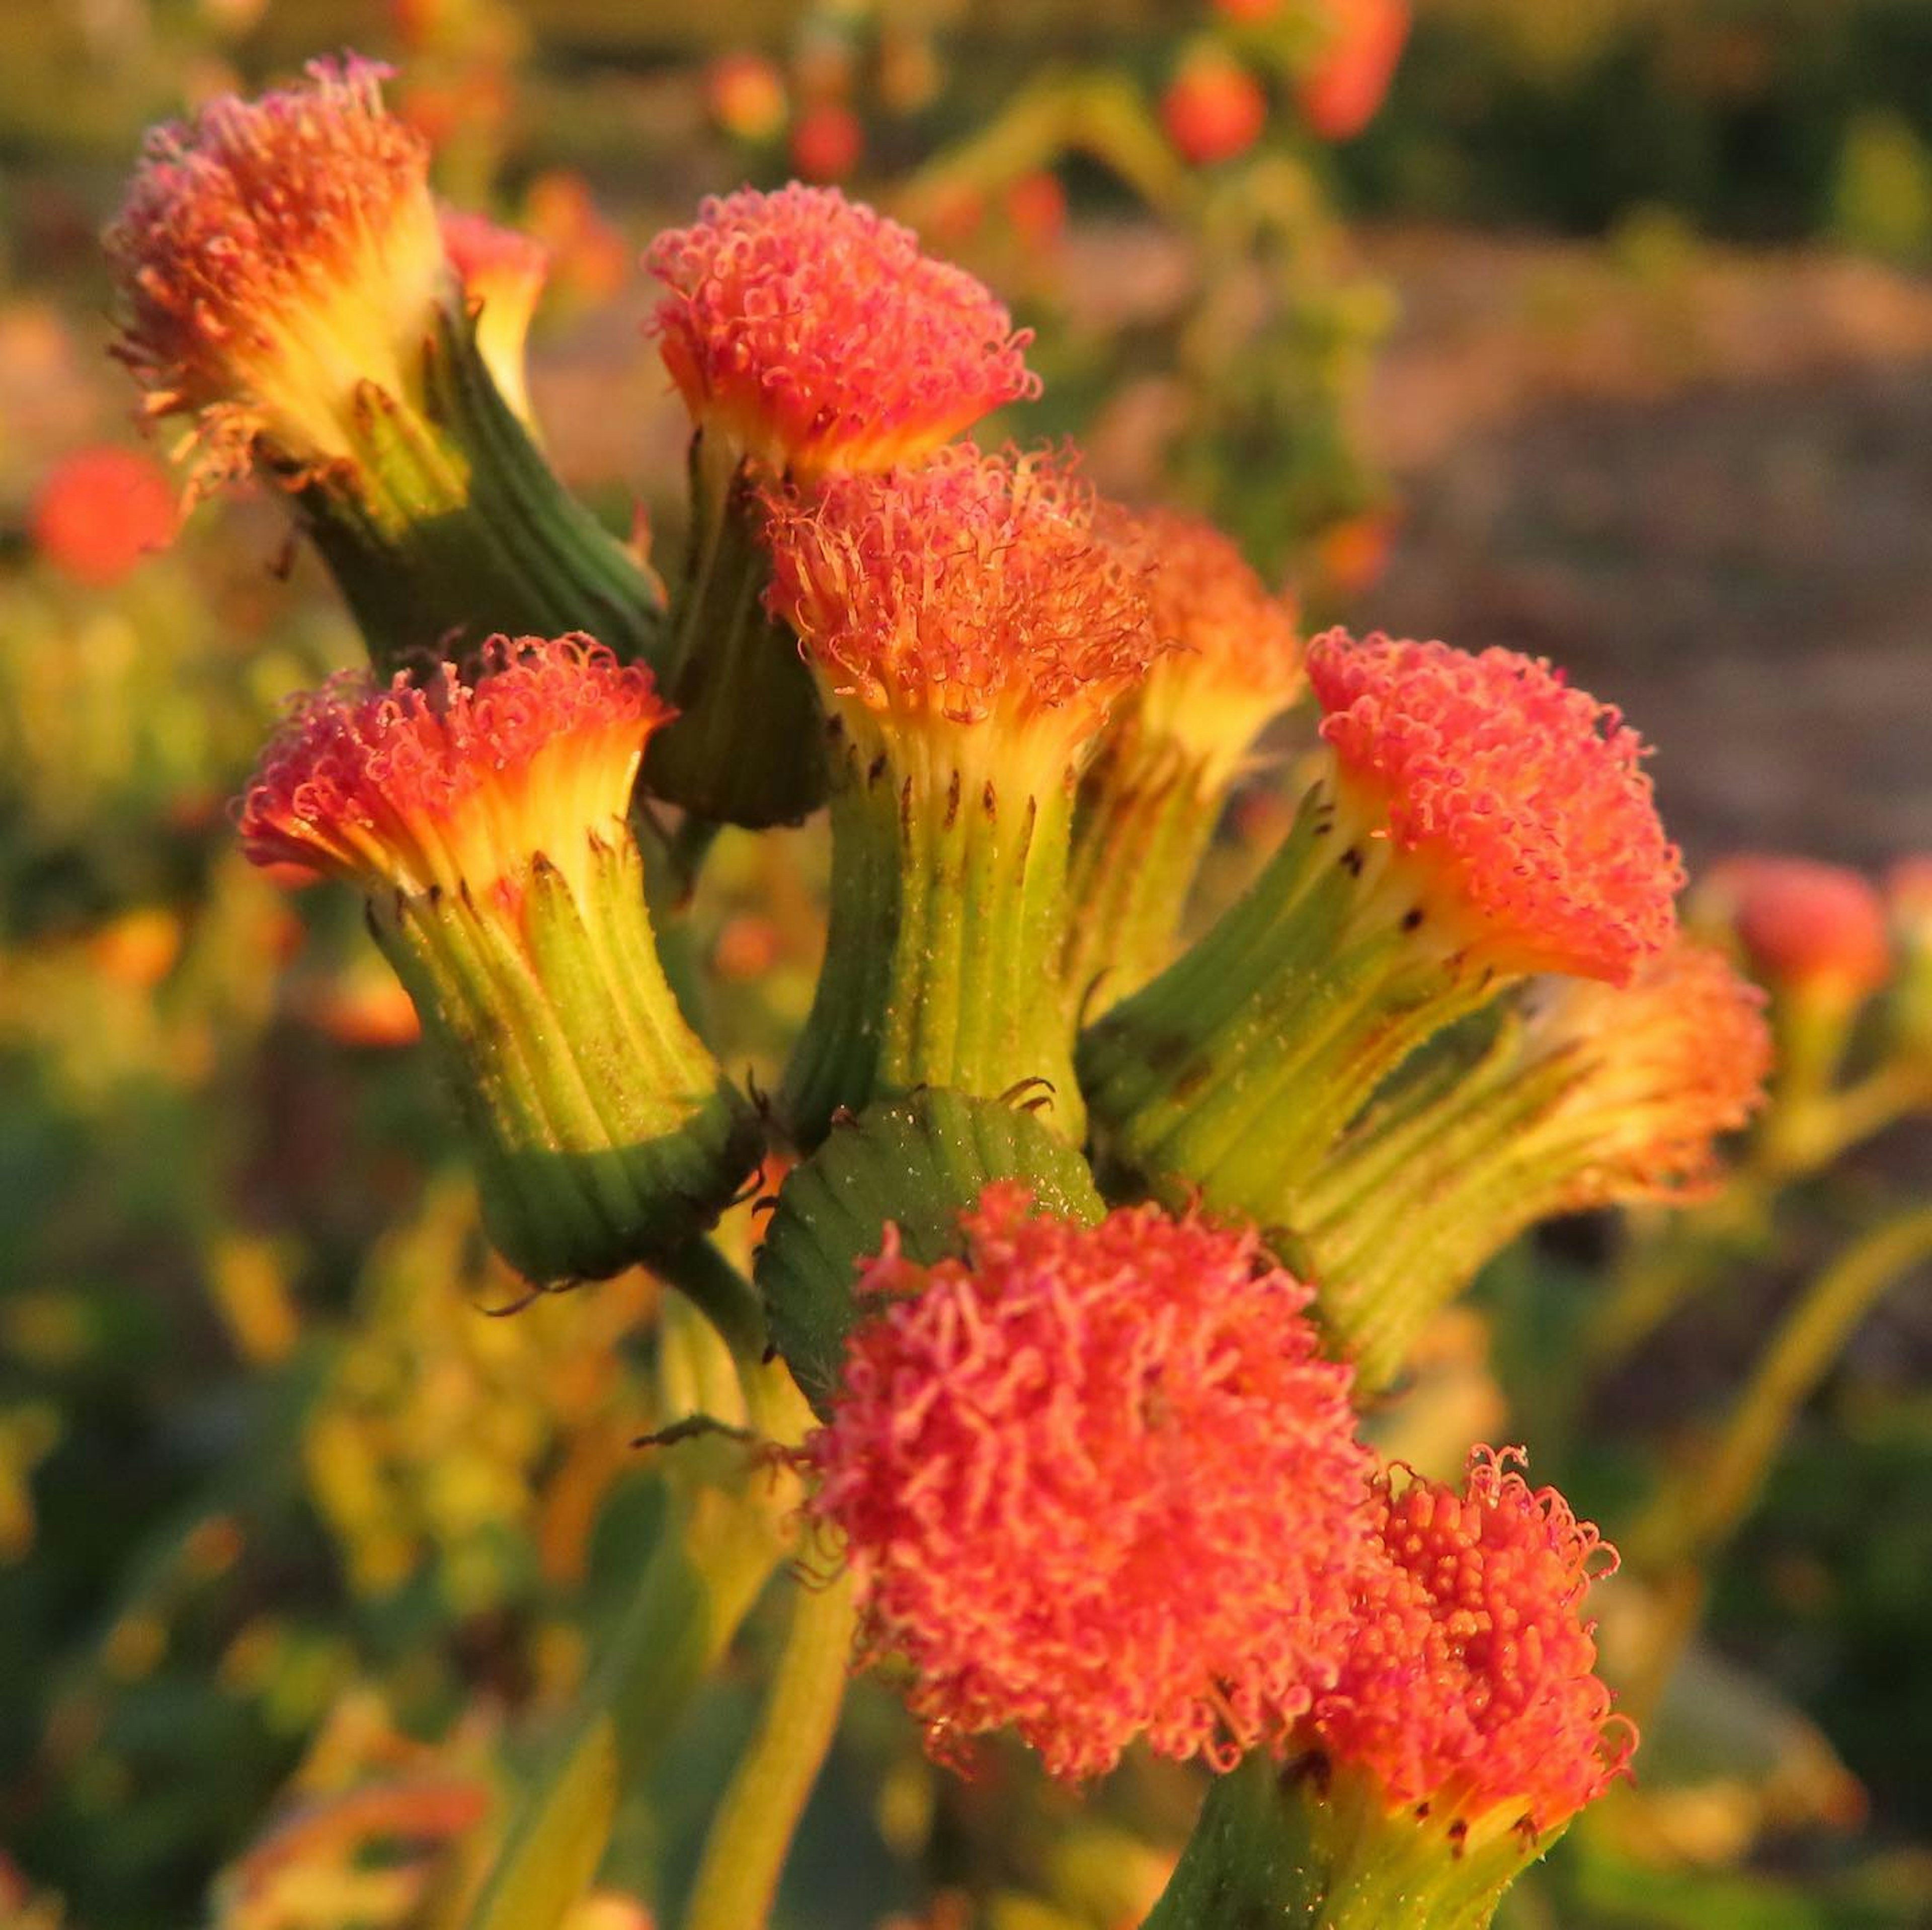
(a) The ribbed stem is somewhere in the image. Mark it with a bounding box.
[1064,732,1226,1011]
[1080,786,1500,1222]
[644,435,828,827]
[299,307,665,672]
[370,834,760,1284]
[1141,1755,1562,1930]
[780,722,1085,1148]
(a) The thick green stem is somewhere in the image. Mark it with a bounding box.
[645,436,827,827]
[681,1566,859,1930]
[1081,787,1501,1224]
[1141,1755,1564,1930]
[300,307,665,672]
[781,724,1085,1147]
[371,834,761,1285]
[1064,735,1225,1011]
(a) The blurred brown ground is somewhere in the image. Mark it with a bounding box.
[1356,227,1932,872]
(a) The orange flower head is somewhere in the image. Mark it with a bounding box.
[106,57,448,491]
[764,445,1162,786]
[1300,0,1413,141]
[808,1187,1376,1783]
[238,635,672,908]
[706,52,788,143]
[439,206,549,426]
[1162,55,1269,168]
[1310,1447,1636,1832]
[1702,855,1892,1006]
[646,185,1039,477]
[1307,631,1682,984]
[1106,506,1303,787]
[30,446,176,585]
[1524,938,1772,1204]
[789,105,865,184]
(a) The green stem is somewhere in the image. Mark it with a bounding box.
[780,722,1086,1148]
[301,306,665,673]
[370,835,760,1284]
[654,1238,769,1364]
[645,435,827,827]
[1141,1754,1563,1930]
[1064,734,1224,1011]
[1080,785,1500,1226]
[681,1566,859,1930]
[1624,1205,1932,1721]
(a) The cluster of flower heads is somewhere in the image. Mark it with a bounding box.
[762,445,1161,755]
[1307,632,1685,983]
[106,57,446,491]
[237,635,671,903]
[808,1190,1634,1826]
[647,184,1041,477]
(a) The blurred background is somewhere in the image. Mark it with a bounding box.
[1,2,1929,1925]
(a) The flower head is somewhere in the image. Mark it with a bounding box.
[439,206,549,428]
[106,57,448,492]
[1300,0,1413,141]
[646,185,1039,477]
[807,1186,1376,1783]
[764,445,1160,783]
[30,446,175,585]
[238,634,672,906]
[1105,506,1303,785]
[1309,1447,1635,1832]
[1307,631,1682,983]
[1162,55,1269,167]
[1524,939,1772,1204]
[1701,855,1892,1008]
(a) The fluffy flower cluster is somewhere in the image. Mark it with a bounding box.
[1308,631,1683,983]
[238,635,671,904]
[763,445,1160,770]
[106,57,447,489]
[1309,1447,1636,1831]
[1524,938,1772,1203]
[648,185,1040,476]
[807,1187,1376,1782]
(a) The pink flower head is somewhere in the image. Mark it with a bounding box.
[1703,855,1892,1006]
[238,634,672,906]
[764,445,1161,780]
[646,185,1039,477]
[1309,1447,1636,1832]
[807,1187,1376,1783]
[106,57,448,491]
[1307,631,1683,984]
[1525,938,1772,1205]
